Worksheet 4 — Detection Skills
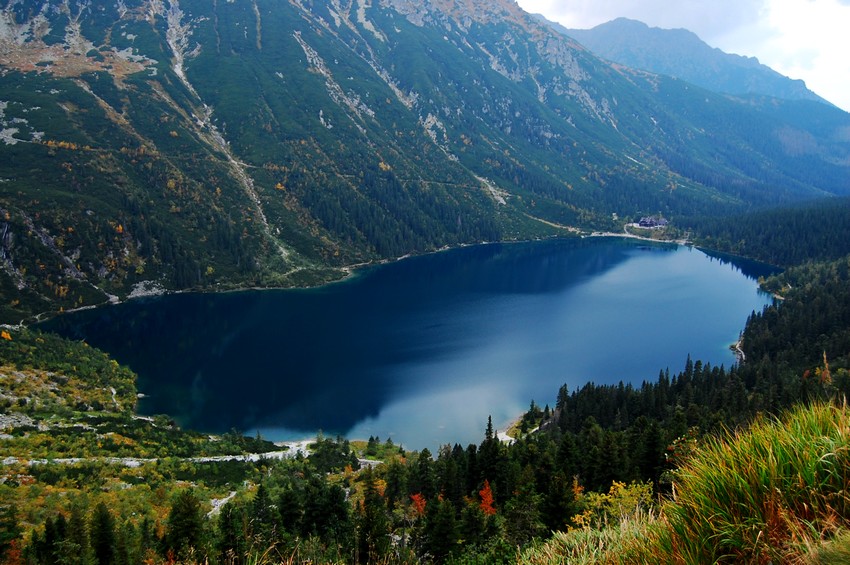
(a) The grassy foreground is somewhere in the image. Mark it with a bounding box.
[521,402,850,564]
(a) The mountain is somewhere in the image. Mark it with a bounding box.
[554,17,830,105]
[1,0,849,323]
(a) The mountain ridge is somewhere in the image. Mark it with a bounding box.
[1,0,849,323]
[548,16,831,106]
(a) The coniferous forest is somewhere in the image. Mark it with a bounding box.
[683,197,850,266]
[3,199,850,564]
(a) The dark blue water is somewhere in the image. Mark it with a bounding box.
[42,238,774,450]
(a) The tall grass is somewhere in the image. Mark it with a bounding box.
[522,403,850,565]
[658,402,850,563]
[519,512,662,565]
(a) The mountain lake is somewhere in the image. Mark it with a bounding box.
[41,237,775,451]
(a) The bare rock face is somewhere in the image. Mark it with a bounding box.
[383,0,528,28]
[381,0,612,122]
[0,1,155,80]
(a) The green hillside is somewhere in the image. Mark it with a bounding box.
[1,0,849,322]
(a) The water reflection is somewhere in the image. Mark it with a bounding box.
[41,238,773,450]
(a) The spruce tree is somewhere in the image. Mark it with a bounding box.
[217,502,247,565]
[356,467,389,563]
[424,497,459,562]
[504,466,543,546]
[278,486,303,537]
[250,483,278,545]
[164,489,204,561]
[89,502,115,565]
[0,503,20,563]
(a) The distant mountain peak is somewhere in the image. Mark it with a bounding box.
[548,16,830,106]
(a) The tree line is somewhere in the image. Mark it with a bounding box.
[5,219,850,564]
[684,196,850,266]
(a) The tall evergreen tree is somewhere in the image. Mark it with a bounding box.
[38,514,67,565]
[409,449,436,500]
[114,521,136,565]
[424,497,459,563]
[250,483,278,545]
[383,459,409,511]
[278,485,303,537]
[478,417,504,489]
[89,502,115,565]
[217,501,247,565]
[504,466,544,547]
[56,503,89,565]
[0,503,20,563]
[164,489,205,561]
[542,471,576,533]
[356,467,390,564]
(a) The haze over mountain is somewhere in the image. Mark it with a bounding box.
[553,17,831,106]
[1,0,849,323]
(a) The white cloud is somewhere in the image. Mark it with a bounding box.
[518,0,850,112]
[733,0,850,111]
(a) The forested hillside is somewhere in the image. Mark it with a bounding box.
[4,238,850,563]
[1,0,849,322]
[684,197,850,266]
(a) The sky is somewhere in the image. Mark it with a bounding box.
[515,0,850,112]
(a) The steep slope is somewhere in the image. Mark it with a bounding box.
[1,0,849,323]
[556,17,830,105]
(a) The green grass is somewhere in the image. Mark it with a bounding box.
[523,402,850,564]
[810,530,850,564]
[658,402,850,563]
[519,513,661,565]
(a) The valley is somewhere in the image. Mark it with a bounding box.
[2,0,850,563]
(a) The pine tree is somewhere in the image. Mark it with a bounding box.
[37,514,67,565]
[459,501,487,549]
[89,502,115,565]
[56,503,89,565]
[0,503,20,563]
[165,489,205,561]
[278,486,303,537]
[217,501,247,565]
[409,449,436,500]
[542,471,576,532]
[383,459,408,510]
[504,466,543,546]
[478,417,504,488]
[251,483,278,545]
[114,521,136,565]
[424,497,459,562]
[485,416,494,441]
[366,435,379,456]
[356,467,389,563]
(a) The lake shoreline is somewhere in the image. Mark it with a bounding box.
[28,225,695,325]
[35,235,773,452]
